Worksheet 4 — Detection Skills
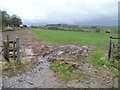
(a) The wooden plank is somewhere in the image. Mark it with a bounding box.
[9,49,17,52]
[9,41,16,43]
[9,55,17,58]
[111,37,120,39]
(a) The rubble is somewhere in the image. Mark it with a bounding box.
[48,45,95,68]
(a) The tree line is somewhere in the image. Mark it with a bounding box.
[0,10,22,27]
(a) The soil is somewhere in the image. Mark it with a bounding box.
[0,29,118,88]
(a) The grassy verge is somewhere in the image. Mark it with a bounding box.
[50,50,119,80]
[86,49,119,77]
[2,57,33,77]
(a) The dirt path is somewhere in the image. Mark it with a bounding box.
[1,29,67,88]
[2,56,66,88]
[0,29,118,88]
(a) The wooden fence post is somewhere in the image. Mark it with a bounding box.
[7,35,9,60]
[13,41,16,60]
[108,36,112,60]
[16,37,20,64]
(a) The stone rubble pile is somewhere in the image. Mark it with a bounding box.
[48,45,95,68]
[27,39,96,68]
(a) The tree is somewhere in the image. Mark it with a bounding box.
[0,10,22,28]
[1,10,10,27]
[10,14,22,27]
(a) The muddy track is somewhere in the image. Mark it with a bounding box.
[1,29,67,88]
[2,56,67,88]
[0,29,118,88]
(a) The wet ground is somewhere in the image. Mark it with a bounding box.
[0,29,118,88]
[2,56,67,88]
[1,29,66,88]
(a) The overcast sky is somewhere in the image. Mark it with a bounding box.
[0,0,119,26]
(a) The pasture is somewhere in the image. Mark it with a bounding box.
[33,28,118,47]
[33,28,119,77]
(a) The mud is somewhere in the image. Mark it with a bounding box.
[0,29,118,88]
[2,56,67,88]
[48,45,95,68]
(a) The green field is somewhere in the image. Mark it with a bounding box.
[33,28,117,47]
[32,28,119,78]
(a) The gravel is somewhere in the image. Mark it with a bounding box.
[0,29,118,88]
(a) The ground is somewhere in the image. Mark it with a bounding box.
[0,29,118,88]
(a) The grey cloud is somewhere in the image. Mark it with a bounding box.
[0,0,119,26]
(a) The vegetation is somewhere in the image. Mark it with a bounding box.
[0,10,22,30]
[33,28,117,47]
[33,28,119,79]
[50,61,73,80]
[50,61,89,80]
[32,25,118,33]
[1,55,33,77]
[89,50,118,76]
[10,14,22,27]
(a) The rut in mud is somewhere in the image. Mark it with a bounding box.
[0,29,118,88]
[1,29,67,88]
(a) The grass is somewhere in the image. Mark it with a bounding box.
[33,28,119,79]
[50,61,73,80]
[2,56,33,77]
[33,28,118,47]
[50,61,89,80]
[88,49,119,76]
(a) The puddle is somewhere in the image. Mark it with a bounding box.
[24,48,34,60]
[25,48,33,56]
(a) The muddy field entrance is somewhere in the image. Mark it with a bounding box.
[0,29,118,88]
[1,29,67,88]
[1,29,36,77]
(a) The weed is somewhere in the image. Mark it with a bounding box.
[50,61,90,80]
[90,50,118,76]
[50,61,73,80]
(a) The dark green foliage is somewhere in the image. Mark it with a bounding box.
[0,10,22,28]
[10,14,22,27]
[1,10,10,27]
[41,25,118,33]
